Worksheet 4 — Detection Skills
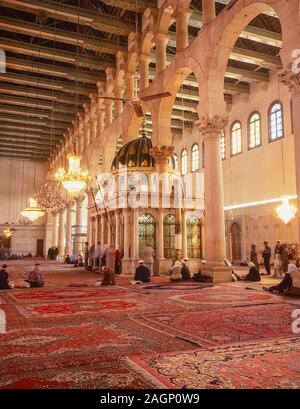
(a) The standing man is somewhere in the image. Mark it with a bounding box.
[142,244,155,276]
[262,241,272,275]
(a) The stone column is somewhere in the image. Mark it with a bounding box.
[65,202,72,256]
[105,100,113,127]
[44,212,53,255]
[280,70,300,246]
[125,73,135,101]
[115,211,120,248]
[107,212,112,246]
[198,115,231,283]
[155,33,169,74]
[157,209,166,274]
[202,0,216,26]
[123,209,130,259]
[140,54,151,91]
[182,209,188,259]
[51,211,58,247]
[100,214,105,245]
[115,87,123,116]
[57,208,66,257]
[83,122,90,151]
[175,7,191,52]
[90,117,97,144]
[94,215,99,244]
[131,209,138,260]
[74,196,84,255]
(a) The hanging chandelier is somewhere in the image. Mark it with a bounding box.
[276,196,297,224]
[2,223,16,238]
[55,154,90,196]
[34,178,67,212]
[21,198,45,222]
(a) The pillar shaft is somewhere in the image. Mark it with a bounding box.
[125,73,135,101]
[123,210,130,259]
[202,0,216,26]
[182,209,188,259]
[52,211,58,247]
[140,55,151,91]
[131,209,138,260]
[105,101,113,127]
[74,196,84,255]
[175,8,191,52]
[158,209,165,260]
[115,211,120,248]
[65,203,72,256]
[58,209,65,257]
[198,115,231,282]
[155,34,169,74]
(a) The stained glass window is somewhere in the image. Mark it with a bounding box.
[138,213,156,257]
[187,215,202,258]
[231,121,242,156]
[269,101,283,141]
[191,144,199,172]
[248,112,261,149]
[163,214,175,259]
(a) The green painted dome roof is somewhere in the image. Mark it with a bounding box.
[111,135,155,170]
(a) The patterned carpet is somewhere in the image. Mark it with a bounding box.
[0,260,299,389]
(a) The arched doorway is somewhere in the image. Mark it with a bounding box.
[231,222,242,261]
[163,214,175,259]
[187,216,202,258]
[138,213,156,257]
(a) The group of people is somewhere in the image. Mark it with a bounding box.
[250,241,291,276]
[47,246,59,261]
[0,263,44,290]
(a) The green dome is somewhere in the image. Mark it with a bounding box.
[111,135,155,170]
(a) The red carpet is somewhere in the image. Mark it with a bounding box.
[0,261,299,389]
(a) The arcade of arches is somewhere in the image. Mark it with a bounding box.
[0,0,300,391]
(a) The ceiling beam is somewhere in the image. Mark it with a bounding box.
[0,132,60,143]
[0,94,80,114]
[6,57,103,84]
[0,38,112,70]
[0,113,71,128]
[0,152,47,160]
[0,123,63,135]
[0,16,127,55]
[0,72,96,95]
[0,83,89,105]
[0,104,74,122]
[1,0,134,36]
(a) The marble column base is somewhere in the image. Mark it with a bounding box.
[202,259,232,283]
[120,259,134,276]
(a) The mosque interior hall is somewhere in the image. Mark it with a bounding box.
[0,0,300,390]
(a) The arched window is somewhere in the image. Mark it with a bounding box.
[231,121,242,156]
[138,214,156,257]
[181,149,188,175]
[187,216,202,259]
[220,132,226,160]
[169,154,178,170]
[248,112,261,149]
[163,214,175,259]
[191,144,199,172]
[269,101,283,141]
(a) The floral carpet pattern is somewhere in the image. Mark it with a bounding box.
[0,260,299,389]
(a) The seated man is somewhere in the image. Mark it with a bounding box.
[0,264,14,289]
[244,262,261,282]
[263,263,298,293]
[74,254,84,268]
[64,254,72,264]
[181,259,191,281]
[25,263,44,288]
[134,260,151,284]
[169,260,182,282]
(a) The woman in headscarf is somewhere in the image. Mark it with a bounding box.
[244,262,261,282]
[263,263,298,293]
[250,244,259,269]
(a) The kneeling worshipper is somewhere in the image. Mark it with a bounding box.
[181,259,191,281]
[25,263,44,288]
[0,264,14,289]
[97,266,116,286]
[244,262,261,282]
[263,263,298,293]
[169,260,182,282]
[132,260,151,284]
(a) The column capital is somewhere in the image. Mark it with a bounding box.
[279,69,300,97]
[155,32,169,44]
[174,6,192,20]
[150,144,174,162]
[197,115,228,139]
[140,53,151,63]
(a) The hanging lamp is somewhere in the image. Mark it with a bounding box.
[21,197,45,222]
[275,67,297,224]
[54,3,90,196]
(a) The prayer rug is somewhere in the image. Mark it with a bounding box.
[127,337,300,389]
